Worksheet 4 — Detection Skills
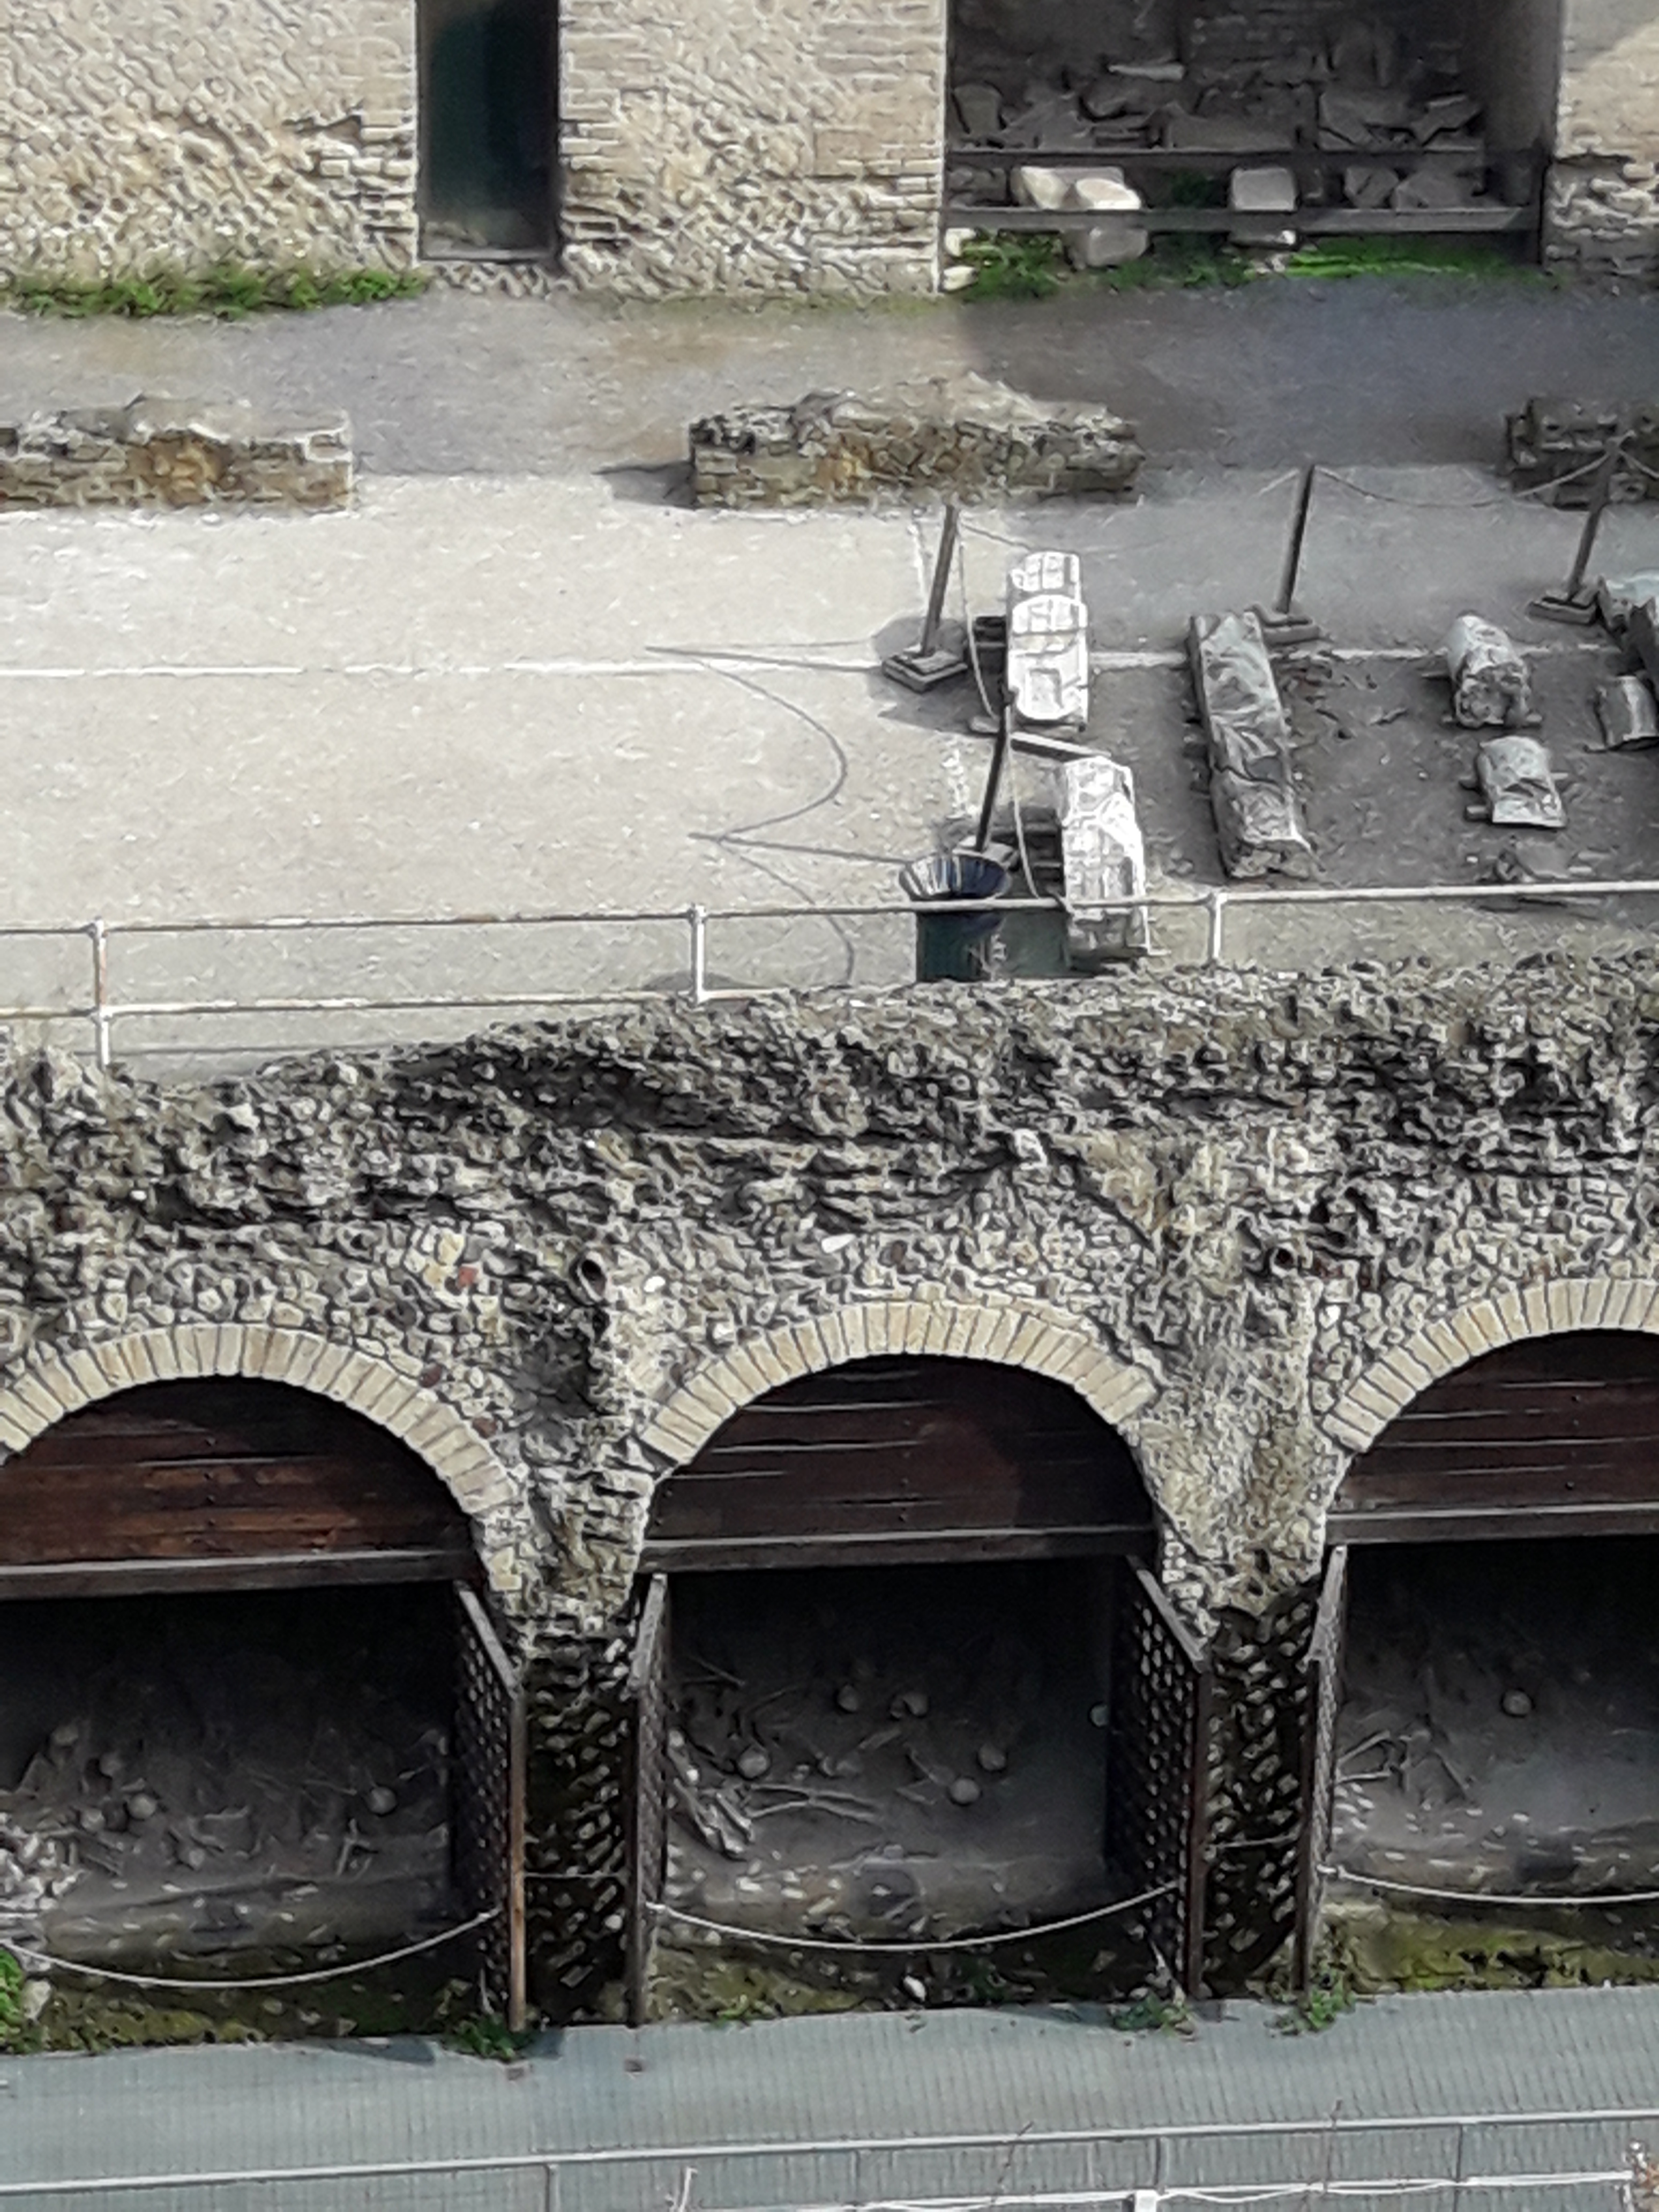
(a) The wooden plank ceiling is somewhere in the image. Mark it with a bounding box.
[642,1355,1152,1571]
[0,1379,476,1595]
[1333,1329,1659,1543]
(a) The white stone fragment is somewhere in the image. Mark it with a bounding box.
[1006,550,1089,731]
[1012,166,1070,211]
[1444,614,1533,729]
[1059,754,1149,961]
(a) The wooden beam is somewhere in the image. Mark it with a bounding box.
[640,1523,1154,1572]
[1328,1502,1659,1545]
[942,203,1536,235]
[0,1545,477,1601]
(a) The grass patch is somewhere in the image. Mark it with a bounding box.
[1,263,428,320]
[1279,236,1545,282]
[957,234,1068,300]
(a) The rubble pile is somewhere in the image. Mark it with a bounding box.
[947,0,1496,214]
[663,1566,1110,1947]
[690,376,1142,509]
[0,399,353,512]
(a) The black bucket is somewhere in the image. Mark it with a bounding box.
[899,851,1011,982]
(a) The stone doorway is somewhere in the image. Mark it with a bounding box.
[419,0,557,256]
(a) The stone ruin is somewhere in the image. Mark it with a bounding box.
[689,375,1143,509]
[0,398,354,512]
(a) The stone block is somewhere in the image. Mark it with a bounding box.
[1187,610,1313,880]
[1059,754,1149,963]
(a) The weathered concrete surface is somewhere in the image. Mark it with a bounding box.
[3,285,1659,481]
[6,1989,1659,2208]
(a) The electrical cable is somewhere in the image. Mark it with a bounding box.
[9,1907,500,1993]
[647,1881,1177,1953]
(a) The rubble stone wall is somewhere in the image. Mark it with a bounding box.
[7,957,1659,1642]
[558,0,945,295]
[1547,0,1659,273]
[0,0,418,280]
[0,402,354,512]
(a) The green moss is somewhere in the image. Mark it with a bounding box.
[1326,1905,1659,1995]
[1,264,428,320]
[1279,237,1548,283]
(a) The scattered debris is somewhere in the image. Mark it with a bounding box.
[1443,615,1534,730]
[1058,754,1149,962]
[1188,609,1314,879]
[1470,736,1566,831]
[1596,676,1659,751]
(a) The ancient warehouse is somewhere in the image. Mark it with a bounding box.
[0,0,1655,290]
[7,955,1659,2022]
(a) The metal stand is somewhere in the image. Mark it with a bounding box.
[974,705,1014,854]
[883,504,969,690]
[1529,442,1624,625]
[1254,462,1322,647]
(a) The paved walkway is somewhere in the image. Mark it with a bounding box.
[3,280,1658,476]
[4,1990,1659,2210]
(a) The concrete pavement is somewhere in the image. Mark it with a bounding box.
[5,1989,1659,2210]
[3,278,1659,476]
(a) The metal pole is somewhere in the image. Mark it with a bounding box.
[89,917,111,1070]
[917,503,961,659]
[1205,889,1227,967]
[1276,465,1318,617]
[1561,442,1623,604]
[687,905,708,1004]
[974,707,1013,854]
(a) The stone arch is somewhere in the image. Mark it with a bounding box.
[0,1324,514,1559]
[1325,1275,1659,1456]
[639,1297,1157,1465]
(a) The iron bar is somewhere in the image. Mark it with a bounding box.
[688,903,709,1003]
[89,917,111,1070]
[1276,466,1318,618]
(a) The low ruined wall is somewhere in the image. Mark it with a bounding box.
[6,956,1659,1640]
[690,378,1143,507]
[0,401,353,511]
[0,0,416,281]
[558,0,944,295]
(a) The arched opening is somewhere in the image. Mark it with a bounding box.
[0,1381,522,2030]
[624,1355,1198,2019]
[1300,1329,1659,1987]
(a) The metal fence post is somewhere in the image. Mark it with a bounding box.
[88,917,112,1070]
[1205,890,1227,968]
[687,905,708,1005]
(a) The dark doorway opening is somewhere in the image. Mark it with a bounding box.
[420,0,556,256]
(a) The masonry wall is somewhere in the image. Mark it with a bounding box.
[1546,0,1659,275]
[557,0,946,295]
[7,958,1659,1651]
[0,0,419,280]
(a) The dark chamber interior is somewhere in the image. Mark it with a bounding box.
[664,1559,1114,1945]
[0,1583,455,1968]
[1333,1536,1659,1918]
[421,0,555,252]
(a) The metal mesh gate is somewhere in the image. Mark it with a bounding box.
[1294,1546,1349,1987]
[1105,1560,1213,1996]
[452,1583,528,2029]
[625,1572,671,2027]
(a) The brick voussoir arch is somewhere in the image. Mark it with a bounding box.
[639,1297,1159,1464]
[1325,1275,1659,1456]
[0,1322,515,1543]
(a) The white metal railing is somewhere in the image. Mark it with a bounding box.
[3,875,1658,1070]
[0,2105,1655,2205]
